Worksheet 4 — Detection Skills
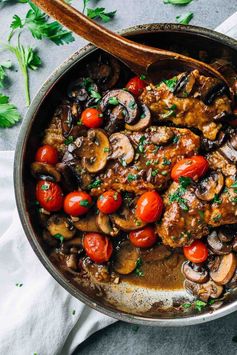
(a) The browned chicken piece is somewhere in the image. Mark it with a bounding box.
[156,182,209,248]
[43,115,66,156]
[90,126,200,196]
[140,70,231,141]
[206,187,237,227]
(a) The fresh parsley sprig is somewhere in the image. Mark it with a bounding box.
[0,94,21,128]
[0,60,12,88]
[87,7,117,23]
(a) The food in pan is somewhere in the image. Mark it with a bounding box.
[31,54,237,308]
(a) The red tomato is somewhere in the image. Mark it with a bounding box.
[171,156,209,182]
[64,191,92,217]
[97,190,122,214]
[35,145,58,165]
[183,240,208,263]
[84,233,113,263]
[126,76,146,96]
[129,226,157,248]
[36,180,63,212]
[136,191,163,223]
[81,108,103,128]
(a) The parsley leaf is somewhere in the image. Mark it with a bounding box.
[127,174,138,182]
[79,199,90,207]
[0,60,12,88]
[163,77,178,92]
[135,257,144,277]
[54,233,64,243]
[0,94,21,128]
[176,12,193,25]
[87,178,101,190]
[194,300,207,312]
[87,7,116,23]
[164,0,193,4]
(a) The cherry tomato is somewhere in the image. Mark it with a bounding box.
[35,145,58,165]
[183,240,208,263]
[64,191,92,217]
[171,156,209,182]
[129,226,157,248]
[126,76,146,96]
[84,233,113,263]
[97,190,122,214]
[36,180,63,212]
[136,191,163,223]
[81,108,103,128]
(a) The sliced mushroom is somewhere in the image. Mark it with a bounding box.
[65,254,78,270]
[113,240,139,275]
[109,133,134,165]
[47,215,76,240]
[173,71,196,98]
[182,261,209,284]
[87,55,120,90]
[59,104,77,138]
[210,253,237,285]
[99,89,139,124]
[226,269,237,289]
[56,162,78,192]
[202,131,227,152]
[184,279,223,302]
[111,208,146,231]
[207,231,232,255]
[96,212,119,236]
[31,162,61,182]
[76,129,109,173]
[199,76,229,105]
[104,105,125,135]
[74,213,101,232]
[149,126,174,146]
[218,224,237,242]
[125,104,151,131]
[218,132,237,163]
[195,171,224,201]
[67,77,98,103]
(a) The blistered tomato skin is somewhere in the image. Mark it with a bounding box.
[35,145,58,165]
[171,156,209,182]
[81,108,103,128]
[129,227,157,248]
[136,191,163,223]
[126,76,146,96]
[97,190,122,214]
[183,240,208,263]
[36,180,64,212]
[64,191,92,217]
[84,233,113,263]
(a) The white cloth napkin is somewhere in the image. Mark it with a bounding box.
[0,151,115,355]
[0,13,237,355]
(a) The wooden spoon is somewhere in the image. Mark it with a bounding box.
[32,0,228,84]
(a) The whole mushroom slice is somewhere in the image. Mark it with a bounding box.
[47,215,76,240]
[207,230,232,255]
[199,76,229,105]
[113,240,140,275]
[59,104,76,138]
[81,129,110,173]
[99,89,139,124]
[195,171,224,201]
[182,261,209,284]
[74,213,101,233]
[56,162,78,192]
[109,133,134,165]
[31,162,61,182]
[173,71,196,98]
[125,104,151,132]
[218,132,237,163]
[111,208,146,231]
[96,212,119,237]
[210,253,237,285]
[184,279,223,302]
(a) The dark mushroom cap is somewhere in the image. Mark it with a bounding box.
[195,171,224,201]
[182,261,209,284]
[173,71,196,98]
[31,162,61,182]
[207,230,232,255]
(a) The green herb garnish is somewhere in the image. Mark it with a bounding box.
[16,283,23,287]
[182,303,192,309]
[162,157,171,166]
[108,96,119,105]
[54,233,64,244]
[79,199,90,207]
[212,214,222,223]
[176,12,193,25]
[127,174,138,182]
[103,147,110,152]
[163,77,178,92]
[0,60,12,88]
[151,169,159,177]
[87,7,116,23]
[40,183,49,191]
[87,178,101,190]
[140,74,146,80]
[212,194,222,205]
[135,257,144,277]
[89,90,101,101]
[0,94,21,128]
[194,300,207,312]
[64,135,74,145]
[164,0,193,4]
[179,176,192,188]
[138,135,147,153]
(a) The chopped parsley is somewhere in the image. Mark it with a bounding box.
[120,158,127,167]
[64,135,74,145]
[140,74,146,80]
[162,157,171,166]
[87,7,116,23]
[87,178,101,189]
[163,77,178,92]
[54,233,64,243]
[182,302,192,309]
[16,283,23,287]
[172,135,180,144]
[72,309,76,315]
[127,174,138,182]
[79,199,90,207]
[128,100,136,109]
[169,178,191,211]
[108,96,119,105]
[212,214,222,223]
[212,194,222,205]
[103,147,110,152]
[164,0,193,4]
[179,176,192,188]
[41,183,49,191]
[194,300,207,312]
[231,181,237,189]
[135,257,144,277]
[151,169,159,177]
[89,90,101,102]
[176,12,193,25]
[137,135,147,153]
[198,210,205,221]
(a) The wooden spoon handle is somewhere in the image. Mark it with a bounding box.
[31,0,170,70]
